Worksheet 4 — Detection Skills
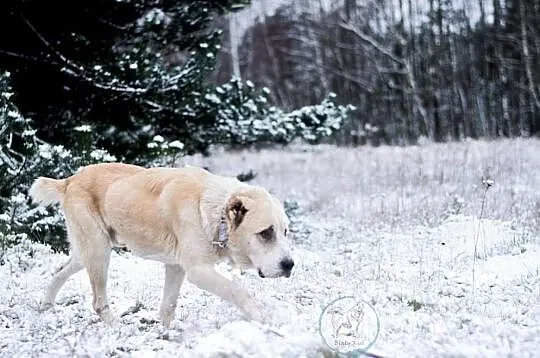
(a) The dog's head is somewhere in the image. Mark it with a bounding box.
[226,187,294,278]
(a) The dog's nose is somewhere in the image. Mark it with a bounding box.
[279,257,294,273]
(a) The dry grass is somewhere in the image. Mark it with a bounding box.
[184,138,540,237]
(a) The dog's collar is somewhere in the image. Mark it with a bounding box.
[212,215,228,248]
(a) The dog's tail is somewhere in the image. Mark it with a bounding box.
[29,177,67,206]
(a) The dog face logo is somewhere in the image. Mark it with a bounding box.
[227,189,294,279]
[319,297,379,354]
[330,301,365,337]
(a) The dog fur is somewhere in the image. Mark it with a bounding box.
[29,163,294,326]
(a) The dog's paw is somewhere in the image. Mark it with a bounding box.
[244,301,267,324]
[104,316,120,327]
[38,301,53,312]
[99,309,120,327]
[159,308,175,329]
[262,300,298,326]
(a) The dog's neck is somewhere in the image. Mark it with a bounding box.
[198,177,247,251]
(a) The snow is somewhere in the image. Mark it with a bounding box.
[204,93,221,104]
[1,139,539,357]
[1,92,13,99]
[152,135,164,143]
[168,141,184,150]
[22,130,37,137]
[38,145,53,159]
[89,149,117,162]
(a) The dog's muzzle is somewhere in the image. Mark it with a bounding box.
[258,257,294,278]
[279,257,294,278]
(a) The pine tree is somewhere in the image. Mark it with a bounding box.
[0,0,352,160]
[0,72,115,257]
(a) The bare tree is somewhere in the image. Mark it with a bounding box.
[213,0,540,145]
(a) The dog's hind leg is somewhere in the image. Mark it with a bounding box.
[39,255,84,311]
[63,192,115,325]
[79,238,114,325]
[159,264,185,328]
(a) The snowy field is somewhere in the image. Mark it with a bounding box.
[1,138,539,357]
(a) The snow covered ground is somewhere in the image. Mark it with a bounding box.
[1,138,539,357]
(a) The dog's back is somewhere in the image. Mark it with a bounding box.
[29,163,144,209]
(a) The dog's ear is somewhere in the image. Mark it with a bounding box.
[227,196,249,229]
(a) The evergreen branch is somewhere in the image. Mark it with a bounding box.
[20,13,149,95]
[0,49,61,66]
[19,13,81,72]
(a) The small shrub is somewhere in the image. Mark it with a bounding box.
[236,169,257,182]
[194,79,355,151]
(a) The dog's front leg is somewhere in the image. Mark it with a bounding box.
[159,264,185,328]
[186,265,264,322]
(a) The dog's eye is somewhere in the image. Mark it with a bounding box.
[258,226,274,241]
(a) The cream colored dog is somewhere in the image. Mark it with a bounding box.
[29,163,294,326]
